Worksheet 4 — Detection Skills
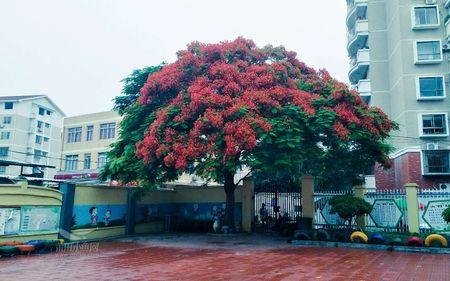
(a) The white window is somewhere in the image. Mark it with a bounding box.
[417,76,445,99]
[4,102,13,110]
[423,150,450,175]
[67,127,82,143]
[84,153,91,170]
[65,155,78,171]
[97,152,108,169]
[45,123,51,129]
[0,147,8,157]
[86,125,94,141]
[415,40,442,63]
[3,116,11,125]
[0,132,10,140]
[99,123,116,139]
[420,113,449,137]
[35,135,42,144]
[38,107,45,116]
[413,6,439,28]
[43,137,49,143]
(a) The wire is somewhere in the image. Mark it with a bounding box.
[6,149,105,165]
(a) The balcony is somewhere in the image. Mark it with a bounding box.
[347,19,369,57]
[356,79,371,104]
[349,49,370,85]
[346,0,368,29]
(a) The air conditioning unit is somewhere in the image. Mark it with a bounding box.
[439,183,450,190]
[426,142,439,150]
[425,0,436,4]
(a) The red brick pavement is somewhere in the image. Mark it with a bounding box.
[0,236,449,281]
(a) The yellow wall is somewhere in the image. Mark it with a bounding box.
[74,185,127,205]
[0,182,63,206]
[70,226,125,241]
[139,185,244,204]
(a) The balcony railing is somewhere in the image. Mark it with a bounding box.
[347,19,369,56]
[347,0,368,29]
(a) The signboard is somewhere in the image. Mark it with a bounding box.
[369,199,403,228]
[422,200,450,231]
[0,208,20,236]
[0,208,20,235]
[20,206,60,233]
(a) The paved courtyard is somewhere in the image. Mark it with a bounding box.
[1,234,449,281]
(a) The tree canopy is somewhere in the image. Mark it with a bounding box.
[103,38,396,227]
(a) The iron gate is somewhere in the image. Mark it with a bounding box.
[254,184,302,232]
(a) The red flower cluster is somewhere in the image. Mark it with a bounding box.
[135,38,394,172]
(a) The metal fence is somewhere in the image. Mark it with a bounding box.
[313,190,353,230]
[365,189,408,233]
[418,188,450,234]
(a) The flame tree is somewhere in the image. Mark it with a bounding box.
[103,38,395,228]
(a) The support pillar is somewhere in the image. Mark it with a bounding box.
[242,177,254,233]
[300,175,314,230]
[353,184,367,230]
[405,183,420,234]
[125,188,137,235]
[59,183,76,240]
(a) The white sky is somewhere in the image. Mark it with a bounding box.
[0,0,348,116]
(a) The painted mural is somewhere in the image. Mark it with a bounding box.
[135,202,243,230]
[72,204,127,230]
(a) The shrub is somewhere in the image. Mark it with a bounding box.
[442,206,450,223]
[329,194,372,227]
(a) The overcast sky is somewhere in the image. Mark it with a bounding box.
[0,0,348,116]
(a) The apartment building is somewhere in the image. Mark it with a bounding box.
[0,95,65,178]
[346,0,450,189]
[55,111,122,183]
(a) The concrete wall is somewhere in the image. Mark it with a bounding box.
[0,182,63,242]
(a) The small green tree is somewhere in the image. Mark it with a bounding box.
[329,194,372,227]
[442,206,450,223]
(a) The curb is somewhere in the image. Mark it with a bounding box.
[292,240,450,254]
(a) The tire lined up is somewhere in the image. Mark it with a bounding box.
[0,239,64,257]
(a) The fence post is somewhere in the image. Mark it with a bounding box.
[301,175,314,224]
[405,183,420,234]
[59,183,76,241]
[353,184,367,230]
[242,177,254,233]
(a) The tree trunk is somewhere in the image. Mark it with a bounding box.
[224,171,236,230]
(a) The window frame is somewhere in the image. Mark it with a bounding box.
[3,116,12,125]
[67,127,82,143]
[416,75,446,100]
[97,152,108,169]
[4,102,13,110]
[0,131,10,140]
[418,112,449,137]
[411,5,440,30]
[38,107,45,116]
[414,40,443,64]
[65,155,79,171]
[99,123,116,140]
[422,150,450,175]
[86,125,94,141]
[83,153,92,170]
[0,147,9,157]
